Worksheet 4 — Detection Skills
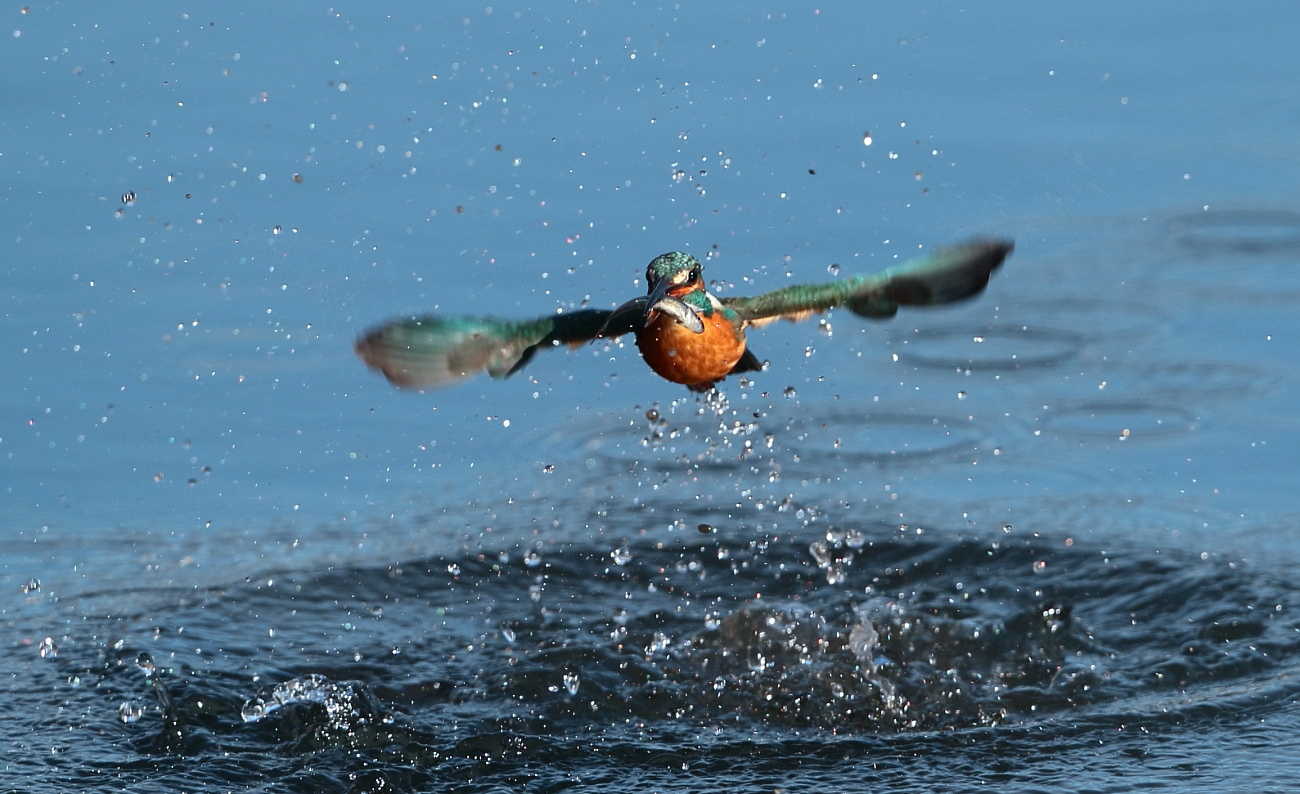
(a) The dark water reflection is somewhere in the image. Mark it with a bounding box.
[15,526,1300,791]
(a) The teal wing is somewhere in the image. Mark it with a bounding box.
[355,307,635,389]
[720,238,1012,326]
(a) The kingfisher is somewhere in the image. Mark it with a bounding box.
[355,238,1012,392]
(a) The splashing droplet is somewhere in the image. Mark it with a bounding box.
[240,699,268,722]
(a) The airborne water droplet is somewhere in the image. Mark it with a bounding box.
[37,637,58,658]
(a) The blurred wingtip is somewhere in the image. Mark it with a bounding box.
[354,325,430,389]
[353,315,549,391]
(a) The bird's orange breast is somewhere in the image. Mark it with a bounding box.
[636,311,747,389]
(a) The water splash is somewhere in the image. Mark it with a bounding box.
[610,545,633,566]
[562,671,580,696]
[37,637,57,659]
[810,526,866,583]
[242,673,354,723]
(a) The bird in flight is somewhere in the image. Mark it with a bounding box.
[355,238,1012,392]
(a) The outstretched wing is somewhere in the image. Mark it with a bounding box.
[721,238,1012,326]
[355,307,637,389]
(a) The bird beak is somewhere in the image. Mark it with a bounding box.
[643,277,674,325]
[643,280,705,335]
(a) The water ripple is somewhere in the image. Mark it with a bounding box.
[1170,209,1300,253]
[781,409,988,466]
[1039,400,1199,441]
[891,324,1084,371]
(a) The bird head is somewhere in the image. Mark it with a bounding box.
[644,251,704,298]
[643,252,707,329]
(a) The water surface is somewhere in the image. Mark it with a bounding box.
[5,3,1300,791]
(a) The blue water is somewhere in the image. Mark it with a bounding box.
[5,3,1300,791]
